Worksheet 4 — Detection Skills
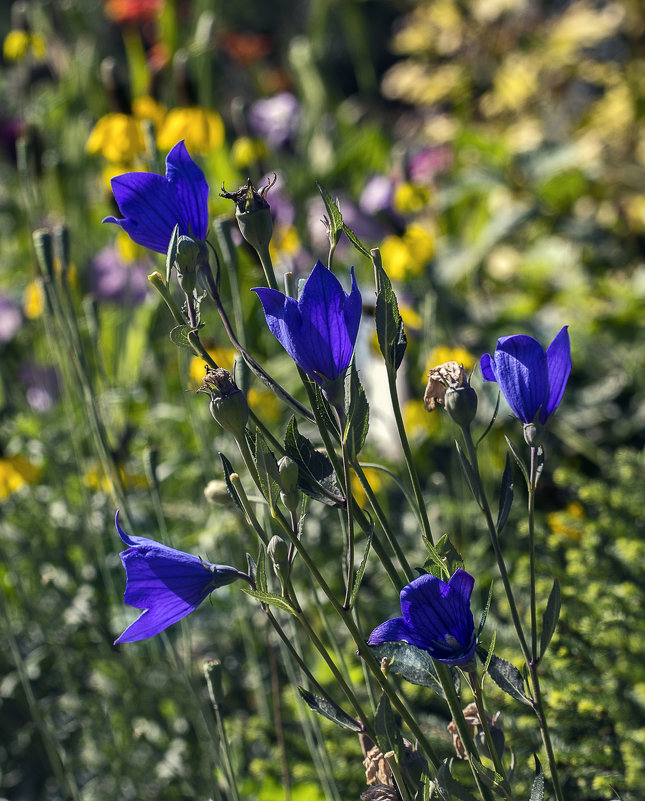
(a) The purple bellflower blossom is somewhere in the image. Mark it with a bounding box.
[103,140,209,254]
[368,569,477,666]
[114,511,246,644]
[252,260,362,388]
[480,326,571,425]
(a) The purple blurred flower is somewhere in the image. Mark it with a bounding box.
[248,92,300,149]
[359,175,394,215]
[368,569,477,666]
[407,145,453,184]
[88,245,150,305]
[103,140,209,254]
[480,326,571,425]
[114,512,246,644]
[0,295,22,343]
[19,364,60,412]
[252,260,361,387]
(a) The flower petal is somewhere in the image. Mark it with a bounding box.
[542,325,571,423]
[480,352,497,382]
[165,140,209,241]
[115,510,159,548]
[367,616,427,649]
[490,335,548,423]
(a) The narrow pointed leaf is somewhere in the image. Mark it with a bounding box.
[471,759,509,795]
[343,362,370,457]
[255,546,267,593]
[343,223,370,257]
[539,578,561,660]
[297,687,362,732]
[241,587,297,615]
[284,417,343,506]
[316,181,343,246]
[483,631,497,674]
[165,223,180,285]
[424,534,462,580]
[478,581,494,637]
[504,435,530,487]
[436,762,480,801]
[496,454,514,533]
[481,651,532,706]
[170,323,201,351]
[349,515,373,608]
[374,259,407,372]
[219,452,246,516]
[530,756,544,801]
[255,431,281,510]
[374,692,403,761]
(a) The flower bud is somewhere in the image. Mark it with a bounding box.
[220,177,275,254]
[201,368,249,440]
[204,479,233,505]
[523,422,543,447]
[424,361,477,427]
[174,235,200,294]
[267,534,290,585]
[277,456,299,493]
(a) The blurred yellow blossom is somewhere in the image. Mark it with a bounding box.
[269,225,302,262]
[403,398,440,439]
[116,231,148,263]
[350,466,386,510]
[480,53,539,117]
[86,113,146,163]
[545,1,624,67]
[3,30,46,61]
[189,348,236,387]
[380,224,434,281]
[547,501,585,541]
[399,305,423,332]
[393,183,431,215]
[157,107,225,154]
[382,62,467,106]
[426,345,476,376]
[231,137,268,169]
[248,387,282,424]
[23,280,45,319]
[0,455,41,500]
[132,95,167,129]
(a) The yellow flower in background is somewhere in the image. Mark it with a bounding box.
[0,455,41,500]
[231,136,268,169]
[393,182,431,215]
[132,96,167,129]
[380,223,435,281]
[116,231,148,263]
[3,30,46,61]
[399,305,423,332]
[547,501,585,542]
[403,398,440,438]
[157,107,225,154]
[425,345,476,376]
[350,466,385,510]
[269,225,302,262]
[189,348,236,387]
[248,387,282,424]
[86,113,146,164]
[23,280,45,319]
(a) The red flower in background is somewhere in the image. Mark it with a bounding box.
[104,0,163,26]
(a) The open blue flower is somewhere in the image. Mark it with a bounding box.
[103,140,209,254]
[252,260,362,387]
[480,326,571,425]
[114,512,245,644]
[368,569,476,666]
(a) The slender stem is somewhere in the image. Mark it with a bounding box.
[529,664,565,801]
[469,670,508,785]
[336,407,356,609]
[386,369,434,545]
[257,242,279,290]
[228,472,269,546]
[203,661,241,801]
[528,447,538,662]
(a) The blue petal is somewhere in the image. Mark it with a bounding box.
[103,140,208,254]
[480,353,497,382]
[490,335,548,423]
[367,616,428,649]
[542,325,571,423]
[115,510,159,548]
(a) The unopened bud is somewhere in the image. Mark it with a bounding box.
[174,235,201,294]
[267,534,290,584]
[278,456,299,493]
[523,422,542,447]
[220,177,275,254]
[204,479,233,505]
[424,361,477,426]
[202,368,249,439]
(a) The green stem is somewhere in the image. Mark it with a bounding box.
[528,447,538,663]
[386,368,434,545]
[336,407,356,609]
[469,670,509,787]
[256,242,279,290]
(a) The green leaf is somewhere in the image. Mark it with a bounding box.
[424,534,462,580]
[245,552,257,586]
[342,223,370,258]
[297,687,362,732]
[255,547,267,593]
[483,631,497,675]
[479,649,532,706]
[343,362,370,457]
[539,578,561,661]
[170,324,201,352]
[349,515,373,608]
[284,417,343,506]
[534,445,545,488]
[455,441,481,504]
[496,454,514,533]
[316,181,343,246]
[436,761,480,801]
[504,435,529,488]
[529,756,544,801]
[370,642,444,696]
[374,692,403,761]
[478,581,494,638]
[476,391,500,446]
[254,431,281,511]
[241,587,297,615]
[219,452,246,516]
[470,760,509,797]
[165,223,180,285]
[374,258,408,372]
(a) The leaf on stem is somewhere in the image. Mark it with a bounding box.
[478,581,494,638]
[165,223,180,285]
[455,441,481,504]
[219,452,246,516]
[539,578,561,661]
[254,431,282,511]
[496,454,514,534]
[342,223,370,258]
[374,692,403,763]
[476,391,500,446]
[349,514,373,608]
[504,435,530,488]
[436,761,480,801]
[284,417,343,506]
[470,760,509,796]
[343,362,370,457]
[424,534,462,580]
[297,687,363,732]
[316,181,343,247]
[373,256,408,372]
[477,647,532,706]
[241,587,297,615]
[530,755,544,801]
[170,323,202,351]
[369,642,444,697]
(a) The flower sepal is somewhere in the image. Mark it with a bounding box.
[220,177,275,255]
